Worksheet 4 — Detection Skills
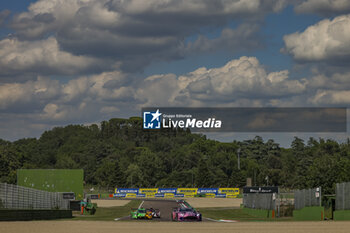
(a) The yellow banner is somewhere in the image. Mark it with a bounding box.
[177,188,198,194]
[126,193,137,197]
[205,193,216,198]
[226,193,238,198]
[139,188,158,194]
[164,193,175,198]
[218,188,239,194]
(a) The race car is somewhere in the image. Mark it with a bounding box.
[148,208,161,218]
[130,208,152,219]
[172,207,202,221]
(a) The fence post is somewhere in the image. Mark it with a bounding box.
[5,183,7,208]
[343,183,345,210]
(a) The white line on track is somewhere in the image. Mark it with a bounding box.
[204,217,219,222]
[138,200,144,209]
[204,217,238,223]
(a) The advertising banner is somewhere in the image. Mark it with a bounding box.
[226,193,238,198]
[115,188,139,194]
[139,188,158,193]
[218,188,239,194]
[198,188,218,194]
[243,186,279,194]
[158,188,177,194]
[177,188,198,195]
[164,193,175,198]
[113,188,239,198]
[126,193,137,197]
[139,188,158,196]
[215,194,227,198]
[174,194,185,197]
[205,193,216,198]
[114,193,126,197]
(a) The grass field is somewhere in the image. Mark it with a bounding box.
[198,207,292,221]
[185,197,242,208]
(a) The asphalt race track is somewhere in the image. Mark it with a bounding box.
[118,199,207,222]
[142,199,178,221]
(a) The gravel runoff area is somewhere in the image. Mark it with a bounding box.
[2,221,350,233]
[90,199,131,207]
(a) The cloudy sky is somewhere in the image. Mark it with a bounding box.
[0,0,349,146]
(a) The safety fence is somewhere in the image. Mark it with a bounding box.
[294,187,321,210]
[114,188,239,198]
[336,182,350,210]
[243,193,276,210]
[0,183,70,210]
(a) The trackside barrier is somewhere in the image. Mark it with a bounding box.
[334,182,350,220]
[0,209,72,221]
[0,183,69,210]
[114,188,239,198]
[293,187,323,221]
[294,187,321,210]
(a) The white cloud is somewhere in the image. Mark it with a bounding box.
[283,14,350,62]
[176,56,306,103]
[295,0,350,16]
[307,71,350,105]
[0,37,102,76]
[308,72,350,90]
[0,56,306,114]
[310,90,350,105]
[0,77,60,109]
[7,0,287,72]
[1,55,349,140]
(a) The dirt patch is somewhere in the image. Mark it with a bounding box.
[185,198,242,208]
[91,199,130,207]
[1,221,350,233]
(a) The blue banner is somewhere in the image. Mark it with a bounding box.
[113,188,239,198]
[198,188,218,194]
[215,194,226,198]
[174,194,184,197]
[115,188,139,194]
[158,188,177,194]
[114,193,126,197]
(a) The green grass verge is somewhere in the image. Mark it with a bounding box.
[198,207,292,222]
[71,199,142,221]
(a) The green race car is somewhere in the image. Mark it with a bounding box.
[130,208,152,219]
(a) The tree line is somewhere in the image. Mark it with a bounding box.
[1,117,350,194]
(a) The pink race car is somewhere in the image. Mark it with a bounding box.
[172,207,202,221]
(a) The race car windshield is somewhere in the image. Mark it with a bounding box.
[138,210,146,213]
[180,208,193,212]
